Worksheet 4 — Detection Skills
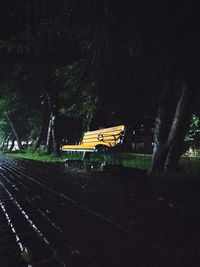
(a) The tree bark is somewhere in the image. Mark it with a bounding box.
[6,133,12,150]
[46,115,53,153]
[150,74,193,173]
[51,114,60,157]
[1,133,11,150]
[5,114,23,151]
[9,138,15,152]
[164,84,192,171]
[33,109,49,151]
[85,111,93,132]
[151,91,172,172]
[46,93,60,157]
[151,60,177,172]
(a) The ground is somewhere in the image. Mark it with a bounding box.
[0,154,200,266]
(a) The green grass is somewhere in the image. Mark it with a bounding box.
[5,150,152,168]
[121,153,152,169]
[3,151,67,163]
[62,152,152,169]
[4,150,200,177]
[179,156,200,176]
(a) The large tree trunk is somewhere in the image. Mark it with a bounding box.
[51,114,60,157]
[46,115,53,153]
[9,138,15,152]
[5,114,23,151]
[1,133,12,150]
[80,110,94,143]
[151,77,193,173]
[33,109,49,151]
[6,133,12,150]
[45,93,60,157]
[85,111,93,132]
[151,60,177,172]
[151,90,172,172]
[164,84,192,171]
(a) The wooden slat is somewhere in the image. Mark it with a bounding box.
[61,125,125,152]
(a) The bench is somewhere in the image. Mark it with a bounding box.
[62,125,125,152]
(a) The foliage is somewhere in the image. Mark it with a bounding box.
[0,0,69,56]
[27,114,42,141]
[185,114,200,146]
[0,120,8,144]
[0,63,45,144]
[0,82,21,116]
[184,114,200,157]
[54,62,97,130]
[0,1,200,167]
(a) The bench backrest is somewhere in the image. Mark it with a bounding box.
[80,125,125,148]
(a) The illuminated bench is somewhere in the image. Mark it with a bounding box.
[61,125,125,153]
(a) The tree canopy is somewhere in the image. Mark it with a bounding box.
[0,1,200,169]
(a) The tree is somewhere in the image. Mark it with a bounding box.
[151,81,193,172]
[0,120,12,150]
[185,114,200,151]
[0,83,23,150]
[54,63,98,138]
[150,55,196,172]
[149,0,200,173]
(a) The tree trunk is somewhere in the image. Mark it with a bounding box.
[46,115,53,153]
[164,84,192,171]
[5,114,23,151]
[9,138,15,152]
[151,93,171,172]
[151,74,193,174]
[51,114,60,157]
[46,93,60,156]
[33,109,49,151]
[1,133,11,150]
[85,111,93,132]
[79,110,94,145]
[151,61,177,172]
[5,134,11,149]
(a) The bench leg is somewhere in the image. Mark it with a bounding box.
[82,151,91,161]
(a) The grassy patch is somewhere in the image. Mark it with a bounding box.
[5,150,152,167]
[4,150,200,177]
[63,152,152,169]
[120,153,152,169]
[4,151,66,162]
[179,156,200,176]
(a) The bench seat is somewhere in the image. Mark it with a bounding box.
[62,145,96,152]
[61,125,125,152]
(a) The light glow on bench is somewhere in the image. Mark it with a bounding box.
[61,125,125,152]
